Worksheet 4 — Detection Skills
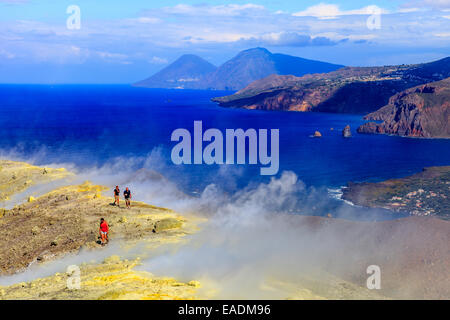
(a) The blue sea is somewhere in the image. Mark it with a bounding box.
[1,84,449,219]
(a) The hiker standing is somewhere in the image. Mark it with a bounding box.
[99,218,109,246]
[124,187,131,209]
[114,186,120,207]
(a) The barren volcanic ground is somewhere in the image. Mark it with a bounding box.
[0,160,449,300]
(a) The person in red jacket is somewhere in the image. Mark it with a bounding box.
[99,218,109,246]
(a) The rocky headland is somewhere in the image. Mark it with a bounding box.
[212,57,450,115]
[357,78,450,138]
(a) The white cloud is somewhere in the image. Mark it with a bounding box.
[149,56,168,64]
[188,32,254,43]
[293,3,388,19]
[397,7,422,13]
[403,0,450,9]
[434,32,450,37]
[0,2,448,69]
[133,17,161,24]
[0,48,15,59]
[96,51,127,60]
[240,32,341,47]
[28,43,90,64]
[293,3,341,19]
[96,51,131,64]
[162,3,265,16]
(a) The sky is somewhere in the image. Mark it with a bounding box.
[0,0,449,83]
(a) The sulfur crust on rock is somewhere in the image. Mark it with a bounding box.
[0,160,73,202]
[0,159,203,300]
[0,256,200,300]
[0,178,198,275]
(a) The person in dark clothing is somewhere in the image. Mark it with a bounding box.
[114,186,120,207]
[124,187,131,209]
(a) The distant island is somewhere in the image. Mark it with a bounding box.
[134,47,344,91]
[133,54,217,90]
[135,48,450,139]
[212,56,450,138]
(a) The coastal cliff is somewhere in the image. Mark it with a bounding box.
[212,56,450,114]
[357,78,450,138]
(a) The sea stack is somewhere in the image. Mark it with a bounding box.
[342,125,351,138]
[313,131,322,138]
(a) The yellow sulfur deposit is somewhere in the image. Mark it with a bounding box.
[0,160,73,201]
[0,176,198,276]
[0,256,200,300]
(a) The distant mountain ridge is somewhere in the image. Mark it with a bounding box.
[134,48,344,90]
[134,54,217,89]
[212,57,450,115]
[199,48,344,90]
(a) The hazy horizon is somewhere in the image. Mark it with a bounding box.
[1,0,449,84]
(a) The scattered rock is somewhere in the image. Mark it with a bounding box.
[31,226,41,235]
[118,216,127,223]
[342,125,352,138]
[152,218,183,233]
[188,280,201,288]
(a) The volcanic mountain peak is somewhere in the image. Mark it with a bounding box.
[134,47,344,91]
[134,54,217,89]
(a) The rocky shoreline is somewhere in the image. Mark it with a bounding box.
[342,166,450,219]
[212,57,450,115]
[357,78,450,138]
